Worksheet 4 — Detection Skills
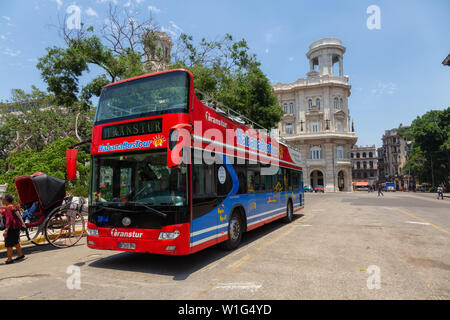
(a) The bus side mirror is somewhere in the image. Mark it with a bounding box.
[66,149,78,180]
[167,125,192,168]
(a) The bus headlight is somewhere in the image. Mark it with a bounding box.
[158,230,180,240]
[87,228,99,237]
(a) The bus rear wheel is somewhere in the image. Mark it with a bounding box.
[283,200,294,223]
[220,212,243,251]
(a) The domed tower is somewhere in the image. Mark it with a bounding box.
[306,38,345,77]
[272,38,358,192]
[144,31,173,72]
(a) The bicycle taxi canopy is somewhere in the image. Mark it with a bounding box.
[14,172,66,211]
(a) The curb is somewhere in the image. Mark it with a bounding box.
[0,230,86,250]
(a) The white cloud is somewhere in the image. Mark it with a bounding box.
[0,35,7,40]
[148,5,161,14]
[169,21,182,32]
[136,0,145,3]
[161,21,183,37]
[86,7,98,17]
[124,1,131,7]
[371,81,398,95]
[2,16,11,21]
[288,57,294,62]
[4,48,21,57]
[54,0,63,10]
[265,48,269,54]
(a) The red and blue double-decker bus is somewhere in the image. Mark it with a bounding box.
[85,69,304,255]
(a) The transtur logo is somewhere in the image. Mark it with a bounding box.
[110,229,143,238]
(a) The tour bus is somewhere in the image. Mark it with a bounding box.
[82,69,304,255]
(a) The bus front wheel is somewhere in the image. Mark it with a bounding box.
[220,212,243,251]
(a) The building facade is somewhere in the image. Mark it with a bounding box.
[351,145,378,188]
[377,125,414,190]
[273,38,357,192]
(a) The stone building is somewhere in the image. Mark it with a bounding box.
[377,125,414,190]
[351,145,378,189]
[273,38,357,192]
[144,31,173,72]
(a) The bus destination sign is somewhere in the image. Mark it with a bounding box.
[102,118,163,140]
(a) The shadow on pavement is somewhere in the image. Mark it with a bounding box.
[0,241,86,260]
[88,213,303,281]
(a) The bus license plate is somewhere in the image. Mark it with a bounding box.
[118,242,136,250]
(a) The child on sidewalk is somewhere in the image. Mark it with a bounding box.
[1,194,25,264]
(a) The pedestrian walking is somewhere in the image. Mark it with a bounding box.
[437,186,444,200]
[377,185,384,197]
[1,194,25,264]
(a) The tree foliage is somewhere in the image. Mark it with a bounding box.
[0,138,90,199]
[402,107,450,187]
[172,34,282,128]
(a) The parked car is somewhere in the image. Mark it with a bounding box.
[304,185,313,192]
[314,185,324,193]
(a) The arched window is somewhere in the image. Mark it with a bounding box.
[310,146,322,160]
[283,104,288,113]
[308,99,313,110]
[289,103,294,114]
[334,98,339,109]
[363,161,367,169]
[356,153,360,158]
[369,161,373,169]
[357,162,361,169]
[340,98,343,109]
[369,152,373,158]
[351,153,354,158]
[316,98,320,109]
[362,152,367,158]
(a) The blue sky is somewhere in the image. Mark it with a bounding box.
[0,0,449,147]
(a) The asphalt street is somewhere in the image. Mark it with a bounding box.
[0,191,449,300]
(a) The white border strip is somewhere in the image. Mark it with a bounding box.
[192,135,301,169]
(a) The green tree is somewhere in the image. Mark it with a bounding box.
[172,33,282,128]
[402,107,450,188]
[0,87,93,160]
[0,138,90,199]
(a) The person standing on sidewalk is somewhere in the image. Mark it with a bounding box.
[1,194,25,264]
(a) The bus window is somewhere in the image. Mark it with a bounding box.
[291,170,300,190]
[193,164,216,196]
[248,163,261,193]
[234,164,247,194]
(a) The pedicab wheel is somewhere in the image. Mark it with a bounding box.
[44,206,85,248]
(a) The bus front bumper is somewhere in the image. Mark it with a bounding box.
[86,223,191,255]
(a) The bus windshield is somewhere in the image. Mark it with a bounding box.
[95,70,190,124]
[90,151,188,207]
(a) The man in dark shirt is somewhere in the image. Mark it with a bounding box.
[1,194,25,264]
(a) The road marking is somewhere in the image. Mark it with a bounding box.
[297,224,313,227]
[394,207,450,235]
[229,255,251,271]
[405,221,430,226]
[214,282,262,292]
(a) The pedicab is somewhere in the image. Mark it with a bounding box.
[11,172,85,248]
